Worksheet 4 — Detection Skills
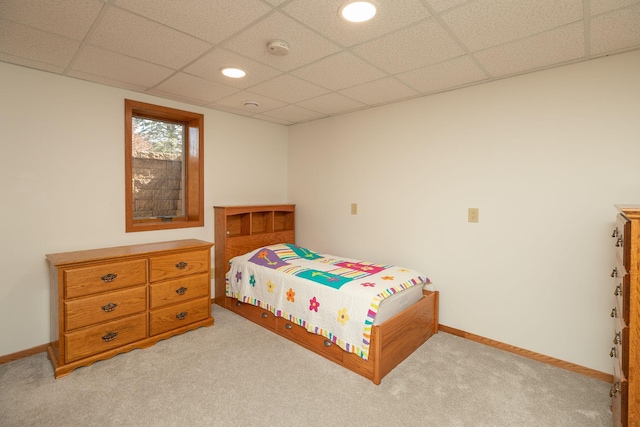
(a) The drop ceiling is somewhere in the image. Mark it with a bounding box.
[1,0,639,125]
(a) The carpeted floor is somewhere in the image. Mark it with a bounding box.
[0,305,612,427]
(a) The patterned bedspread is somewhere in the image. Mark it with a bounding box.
[226,244,430,360]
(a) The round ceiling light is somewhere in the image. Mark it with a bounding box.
[220,67,246,78]
[339,1,377,23]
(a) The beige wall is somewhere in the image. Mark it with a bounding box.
[288,50,640,374]
[0,61,289,356]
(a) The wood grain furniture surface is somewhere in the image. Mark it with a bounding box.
[46,239,214,378]
[611,206,640,427]
[214,204,439,384]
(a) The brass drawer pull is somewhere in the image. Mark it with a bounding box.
[261,312,268,318]
[323,340,332,347]
[175,287,188,295]
[101,331,118,342]
[175,262,188,269]
[235,301,241,307]
[285,323,293,330]
[609,382,620,397]
[610,307,617,318]
[615,284,622,296]
[610,268,617,278]
[616,237,623,247]
[101,302,118,312]
[610,347,617,358]
[176,311,188,320]
[611,227,618,238]
[101,273,117,283]
[613,332,621,345]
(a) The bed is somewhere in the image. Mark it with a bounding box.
[213,204,439,385]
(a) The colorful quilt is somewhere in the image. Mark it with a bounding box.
[226,244,430,360]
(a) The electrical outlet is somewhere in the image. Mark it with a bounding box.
[468,208,479,223]
[351,203,358,215]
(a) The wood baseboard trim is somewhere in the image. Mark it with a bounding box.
[0,343,49,365]
[438,324,613,383]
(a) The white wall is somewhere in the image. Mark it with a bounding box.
[0,62,289,356]
[288,50,640,374]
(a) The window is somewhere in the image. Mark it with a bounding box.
[125,99,204,232]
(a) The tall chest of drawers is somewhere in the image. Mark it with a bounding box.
[46,239,214,378]
[611,206,640,427]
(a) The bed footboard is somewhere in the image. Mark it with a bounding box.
[224,290,439,384]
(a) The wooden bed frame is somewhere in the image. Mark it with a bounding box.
[214,205,439,384]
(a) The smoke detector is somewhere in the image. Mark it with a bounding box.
[267,40,290,56]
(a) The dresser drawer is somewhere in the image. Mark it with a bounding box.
[64,286,146,331]
[64,313,147,363]
[64,259,147,299]
[611,362,628,427]
[149,297,210,336]
[149,250,209,282]
[149,273,209,309]
[226,298,277,331]
[614,214,630,271]
[276,318,344,364]
[613,272,630,326]
[611,320,629,378]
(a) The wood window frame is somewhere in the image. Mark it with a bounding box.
[125,99,204,232]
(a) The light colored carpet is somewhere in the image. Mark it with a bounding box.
[0,305,611,427]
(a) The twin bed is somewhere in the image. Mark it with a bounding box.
[214,205,439,384]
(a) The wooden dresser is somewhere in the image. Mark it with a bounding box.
[46,239,214,378]
[610,206,640,426]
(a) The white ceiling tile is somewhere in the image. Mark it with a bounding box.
[222,12,340,72]
[352,18,464,74]
[66,70,151,92]
[251,114,294,125]
[0,52,65,74]
[88,6,212,69]
[590,0,640,15]
[396,55,488,93]
[339,77,418,106]
[248,74,330,103]
[283,0,431,47]
[441,0,583,51]
[296,93,366,115]
[0,19,80,68]
[184,48,282,89]
[0,0,104,40]
[144,89,211,106]
[590,4,640,56]
[152,72,239,103]
[211,91,287,113]
[113,0,272,44]
[261,104,326,123]
[291,51,387,90]
[423,0,472,13]
[70,45,175,88]
[475,23,585,77]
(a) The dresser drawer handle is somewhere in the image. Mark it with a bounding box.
[261,312,268,318]
[101,273,118,283]
[610,307,617,318]
[101,331,118,342]
[609,382,620,397]
[613,332,621,345]
[323,340,332,347]
[175,287,188,295]
[615,284,622,296]
[610,268,617,278]
[611,227,618,238]
[285,323,292,330]
[175,262,188,270]
[616,237,623,247]
[101,302,118,312]
[176,311,188,320]
[235,301,241,307]
[610,347,617,358]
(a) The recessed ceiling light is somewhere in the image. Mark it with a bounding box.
[220,67,246,78]
[339,1,377,23]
